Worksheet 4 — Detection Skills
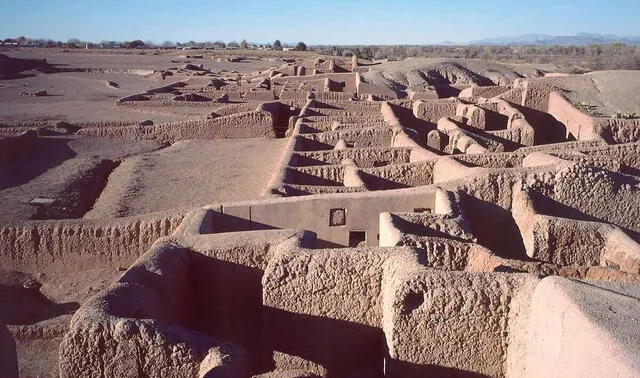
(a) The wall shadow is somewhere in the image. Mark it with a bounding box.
[0,285,79,325]
[387,359,490,378]
[189,253,267,373]
[461,194,529,260]
[0,137,76,190]
[262,307,385,378]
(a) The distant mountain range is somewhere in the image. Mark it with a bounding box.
[460,33,640,46]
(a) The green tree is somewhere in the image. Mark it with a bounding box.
[127,40,145,49]
[273,39,282,51]
[294,42,307,51]
[66,38,80,46]
[240,39,248,49]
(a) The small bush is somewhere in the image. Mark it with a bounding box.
[612,110,637,119]
[574,101,598,115]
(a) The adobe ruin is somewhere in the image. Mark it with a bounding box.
[1,50,639,377]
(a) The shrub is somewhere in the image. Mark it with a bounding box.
[612,110,637,119]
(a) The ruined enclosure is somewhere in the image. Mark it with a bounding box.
[1,49,640,378]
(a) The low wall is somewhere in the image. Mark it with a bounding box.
[59,241,248,377]
[0,211,184,273]
[359,160,435,190]
[381,256,539,377]
[512,186,640,272]
[594,118,640,144]
[286,165,345,186]
[262,242,418,376]
[290,147,411,168]
[547,91,601,141]
[552,162,640,235]
[208,187,436,247]
[412,98,459,124]
[453,151,525,168]
[78,111,275,142]
[311,125,393,148]
[459,85,511,99]
[273,73,358,94]
[524,277,640,377]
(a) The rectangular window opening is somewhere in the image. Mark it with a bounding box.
[349,230,366,247]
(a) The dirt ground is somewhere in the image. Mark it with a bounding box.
[2,267,123,377]
[540,70,640,116]
[0,136,163,222]
[0,48,312,123]
[85,138,286,218]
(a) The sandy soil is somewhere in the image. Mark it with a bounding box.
[0,48,308,124]
[3,267,122,377]
[85,138,286,218]
[0,136,163,222]
[539,70,640,116]
[3,48,289,73]
[0,69,182,123]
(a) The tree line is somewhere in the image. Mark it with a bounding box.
[4,35,639,70]
[1,36,307,51]
[311,43,640,71]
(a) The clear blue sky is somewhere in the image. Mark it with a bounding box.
[1,0,639,44]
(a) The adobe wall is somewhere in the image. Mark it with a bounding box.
[548,152,621,172]
[290,147,411,168]
[209,187,436,247]
[381,103,440,161]
[512,187,615,266]
[456,103,487,130]
[459,85,511,99]
[359,160,435,189]
[381,256,540,377]
[176,230,313,371]
[278,89,311,100]
[244,90,277,101]
[488,121,535,146]
[211,102,261,117]
[310,126,394,148]
[263,122,302,196]
[59,241,248,378]
[307,99,382,111]
[516,139,605,153]
[279,184,366,196]
[435,162,559,257]
[594,118,640,144]
[412,98,460,124]
[552,163,640,235]
[355,71,399,100]
[262,241,419,376]
[272,73,358,94]
[574,141,640,172]
[547,91,601,141]
[286,165,345,186]
[77,111,275,142]
[523,277,640,377]
[390,210,475,242]
[0,211,184,274]
[453,151,525,168]
[198,88,245,101]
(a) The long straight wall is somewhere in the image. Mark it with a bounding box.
[210,188,436,247]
